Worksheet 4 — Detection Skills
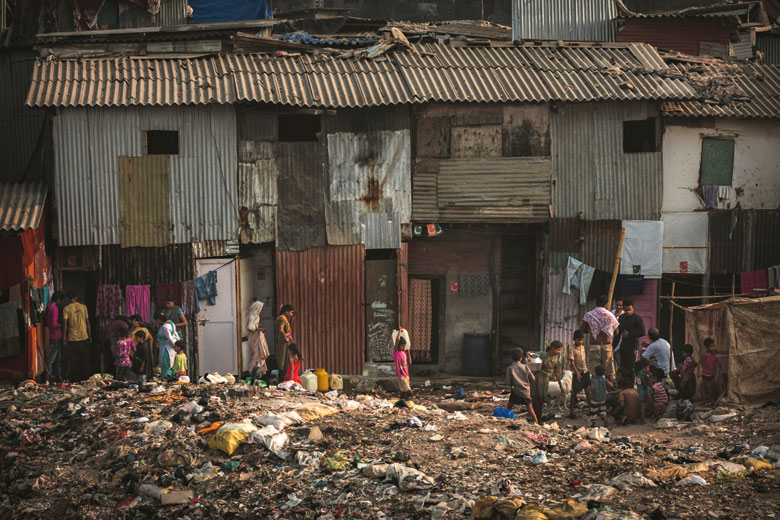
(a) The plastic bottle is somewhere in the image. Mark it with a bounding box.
[314,368,329,392]
[329,373,343,390]
[300,371,318,392]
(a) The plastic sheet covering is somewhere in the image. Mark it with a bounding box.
[662,213,708,274]
[189,0,271,24]
[621,220,663,279]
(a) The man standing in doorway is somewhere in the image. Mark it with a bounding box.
[617,299,645,370]
[581,294,620,381]
[63,292,92,381]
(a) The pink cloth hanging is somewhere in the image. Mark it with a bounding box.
[740,269,768,296]
[125,285,151,322]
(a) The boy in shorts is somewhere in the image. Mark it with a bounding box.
[568,330,590,417]
[506,348,537,424]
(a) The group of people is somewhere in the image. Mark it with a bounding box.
[503,294,720,425]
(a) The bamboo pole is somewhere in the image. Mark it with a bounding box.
[659,293,752,300]
[607,227,627,311]
[731,274,735,299]
[668,281,675,341]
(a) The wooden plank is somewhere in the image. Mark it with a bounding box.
[119,155,171,248]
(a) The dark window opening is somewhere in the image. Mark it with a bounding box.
[146,130,179,155]
[700,137,734,186]
[623,118,657,153]
[278,114,320,142]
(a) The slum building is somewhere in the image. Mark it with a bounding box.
[34,23,780,377]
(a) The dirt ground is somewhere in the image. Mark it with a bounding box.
[1,377,779,519]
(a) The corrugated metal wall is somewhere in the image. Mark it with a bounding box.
[119,0,189,28]
[709,210,780,275]
[757,32,780,65]
[512,0,617,41]
[616,19,733,56]
[543,267,580,348]
[53,105,237,246]
[0,50,48,183]
[325,129,411,247]
[276,244,366,375]
[99,244,194,285]
[547,218,621,271]
[238,141,277,244]
[551,102,662,220]
[276,142,327,251]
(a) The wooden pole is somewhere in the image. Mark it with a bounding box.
[668,281,675,342]
[731,274,735,299]
[607,227,627,310]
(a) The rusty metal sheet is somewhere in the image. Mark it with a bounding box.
[582,220,622,272]
[99,244,193,285]
[276,142,326,251]
[238,141,277,244]
[361,212,402,250]
[0,182,47,232]
[398,242,409,330]
[451,125,503,158]
[544,267,581,348]
[276,244,366,375]
[512,0,617,41]
[325,129,411,246]
[118,156,171,248]
[432,157,551,222]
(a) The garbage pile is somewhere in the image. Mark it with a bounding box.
[1,377,779,519]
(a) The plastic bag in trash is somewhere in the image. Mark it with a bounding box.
[385,463,436,490]
[677,475,708,486]
[179,400,203,415]
[587,427,610,442]
[295,450,323,468]
[580,484,617,501]
[145,420,173,435]
[407,416,423,428]
[491,407,516,420]
[447,411,467,420]
[207,422,259,455]
[252,411,302,430]
[529,451,548,465]
[606,471,657,490]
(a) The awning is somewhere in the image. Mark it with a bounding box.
[0,182,47,231]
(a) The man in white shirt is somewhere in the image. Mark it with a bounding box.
[641,327,674,375]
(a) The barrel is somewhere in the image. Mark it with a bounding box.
[462,333,491,376]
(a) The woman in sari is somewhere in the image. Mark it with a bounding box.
[275,304,295,377]
[247,299,269,381]
[155,312,177,379]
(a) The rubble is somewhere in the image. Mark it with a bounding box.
[1,377,779,519]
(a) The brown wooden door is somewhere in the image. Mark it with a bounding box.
[366,259,398,362]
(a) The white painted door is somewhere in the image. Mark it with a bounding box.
[196,258,238,376]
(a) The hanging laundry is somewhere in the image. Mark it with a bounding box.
[563,256,595,305]
[587,269,613,301]
[700,185,719,209]
[616,274,644,296]
[768,265,780,290]
[181,280,196,314]
[740,269,768,295]
[96,284,123,318]
[125,285,151,322]
[194,271,218,311]
[154,283,183,310]
[29,285,44,326]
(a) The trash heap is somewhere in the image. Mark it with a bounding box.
[1,378,779,519]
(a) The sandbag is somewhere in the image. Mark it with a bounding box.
[546,500,588,520]
[385,463,435,490]
[493,497,524,518]
[294,403,340,421]
[472,496,498,519]
[207,422,258,455]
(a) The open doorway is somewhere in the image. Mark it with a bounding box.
[408,276,441,365]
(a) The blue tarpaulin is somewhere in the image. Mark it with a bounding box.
[189,0,271,24]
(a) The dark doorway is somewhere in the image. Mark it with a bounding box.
[498,233,537,370]
[408,276,441,364]
[660,274,704,364]
[366,251,398,362]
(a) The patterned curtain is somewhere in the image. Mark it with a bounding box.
[409,279,433,363]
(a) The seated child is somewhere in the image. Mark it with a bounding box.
[588,364,614,426]
[506,348,537,424]
[649,366,669,417]
[283,343,302,384]
[634,358,651,424]
[614,374,641,425]
[172,341,187,378]
[670,344,697,400]
[131,330,148,382]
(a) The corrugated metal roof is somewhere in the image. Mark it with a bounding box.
[325,129,411,246]
[26,42,698,109]
[662,60,780,118]
[618,1,763,20]
[551,101,663,220]
[53,105,237,247]
[757,32,780,66]
[276,244,366,375]
[0,182,47,231]
[512,0,617,42]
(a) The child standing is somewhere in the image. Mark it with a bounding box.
[172,341,187,378]
[588,365,613,426]
[649,367,669,417]
[634,358,651,424]
[283,343,302,384]
[113,326,134,381]
[533,341,563,422]
[568,330,590,418]
[506,348,537,424]
[671,344,697,400]
[700,338,717,405]
[131,330,148,382]
[394,336,412,400]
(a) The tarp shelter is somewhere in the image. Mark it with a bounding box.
[683,295,780,407]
